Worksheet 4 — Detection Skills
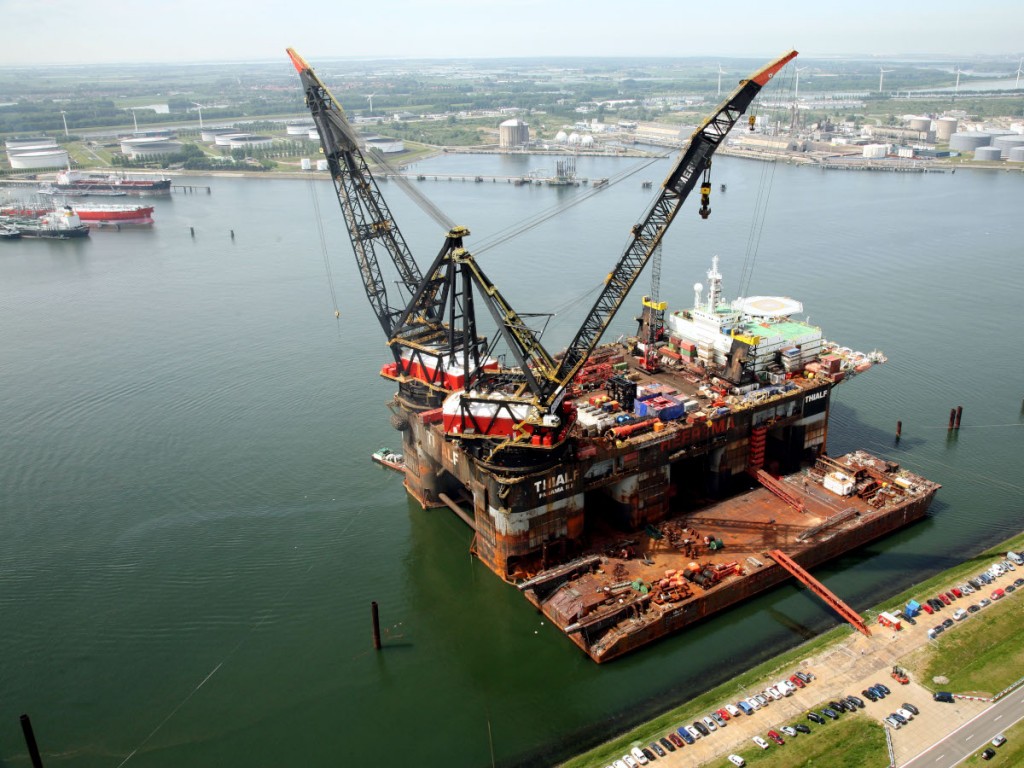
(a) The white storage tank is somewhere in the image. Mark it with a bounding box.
[227,135,274,149]
[1008,146,1024,162]
[862,143,888,158]
[991,135,1024,158]
[200,128,235,143]
[498,118,530,149]
[934,117,958,141]
[973,146,1003,161]
[554,130,568,143]
[286,122,313,136]
[950,131,992,151]
[215,133,247,146]
[8,149,69,169]
[908,117,931,132]
[300,157,312,170]
[5,136,56,150]
[316,159,328,171]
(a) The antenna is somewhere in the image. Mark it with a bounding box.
[191,102,205,130]
[366,93,375,116]
[954,66,962,96]
[795,65,807,100]
[130,108,138,133]
[1016,58,1022,89]
[60,110,69,137]
[717,64,725,97]
[878,67,894,94]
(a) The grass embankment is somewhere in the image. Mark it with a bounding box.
[707,715,886,768]
[558,626,847,768]
[960,717,1024,766]
[907,590,1024,696]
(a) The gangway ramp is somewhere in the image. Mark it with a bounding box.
[768,549,871,636]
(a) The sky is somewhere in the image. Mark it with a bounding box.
[1,0,1022,65]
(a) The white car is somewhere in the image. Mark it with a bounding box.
[778,680,797,695]
[953,608,968,621]
[752,735,770,749]
[728,756,746,767]
[685,725,702,740]
[765,687,783,700]
[622,756,638,768]
[702,716,718,731]
[746,697,761,710]
[896,708,914,721]
[612,761,628,768]
[724,703,742,717]
[781,725,797,737]
[630,747,648,765]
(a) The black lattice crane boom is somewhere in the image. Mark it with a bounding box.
[551,50,798,399]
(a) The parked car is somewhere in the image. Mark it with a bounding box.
[1006,584,1016,593]
[951,587,963,598]
[903,613,917,625]
[968,604,981,613]
[781,726,797,737]
[693,721,709,736]
[752,736,769,750]
[724,704,741,718]
[939,593,951,605]
[711,711,727,727]
[968,578,982,589]
[822,708,839,720]
[807,712,825,724]
[876,683,891,695]
[651,741,666,757]
[630,746,649,765]
[795,671,814,683]
[921,602,934,615]
[765,687,783,701]
[934,691,955,703]
[992,734,1006,747]
[795,723,811,734]
[754,694,769,707]
[778,680,797,695]
[896,708,915,721]
[737,701,754,716]
[942,618,954,628]
[728,756,746,767]
[789,674,805,688]
[992,588,1005,600]
[863,688,879,702]
[641,747,655,762]
[982,748,996,760]
[953,608,968,621]
[767,730,785,745]
[980,598,992,607]
[932,624,945,636]
[828,700,847,713]
[1014,577,1024,587]
[667,732,684,748]
[612,760,628,768]
[902,702,920,715]
[702,715,718,731]
[868,685,886,700]
[884,716,902,730]
[847,695,865,709]
[680,726,698,743]
[960,583,974,594]
[717,707,732,721]
[622,755,639,768]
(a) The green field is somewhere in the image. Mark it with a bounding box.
[908,588,1024,696]
[706,715,887,768]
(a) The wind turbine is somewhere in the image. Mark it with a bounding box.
[795,65,807,99]
[366,93,375,116]
[717,64,725,97]
[192,102,205,129]
[130,108,139,133]
[1015,58,1023,89]
[60,110,69,137]
[955,66,962,96]
[878,67,894,94]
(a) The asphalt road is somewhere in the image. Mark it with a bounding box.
[902,691,1024,767]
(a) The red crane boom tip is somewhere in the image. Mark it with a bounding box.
[286,47,309,74]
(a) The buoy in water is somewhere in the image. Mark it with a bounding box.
[334,310,340,318]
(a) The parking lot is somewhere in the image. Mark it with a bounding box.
[615,554,1022,767]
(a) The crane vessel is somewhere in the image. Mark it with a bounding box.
[288,49,939,662]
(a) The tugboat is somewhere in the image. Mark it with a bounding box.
[371,447,405,473]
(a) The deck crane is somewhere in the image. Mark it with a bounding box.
[289,47,796,464]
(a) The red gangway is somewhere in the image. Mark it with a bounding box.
[768,549,871,636]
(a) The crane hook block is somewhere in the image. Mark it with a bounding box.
[748,115,757,131]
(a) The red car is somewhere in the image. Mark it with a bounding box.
[667,732,684,748]
[921,602,934,614]
[992,588,1006,600]
[789,674,805,689]
[951,587,963,598]
[938,593,951,605]
[767,730,785,746]
[716,708,731,721]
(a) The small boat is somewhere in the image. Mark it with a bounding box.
[371,447,405,472]
[0,223,22,240]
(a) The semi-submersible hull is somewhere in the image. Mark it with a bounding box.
[392,339,940,662]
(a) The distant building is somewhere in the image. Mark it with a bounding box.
[499,118,530,148]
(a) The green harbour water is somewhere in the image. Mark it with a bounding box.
[1,154,1022,767]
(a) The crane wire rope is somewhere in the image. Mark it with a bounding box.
[738,64,797,298]
[473,153,668,256]
[306,175,341,318]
